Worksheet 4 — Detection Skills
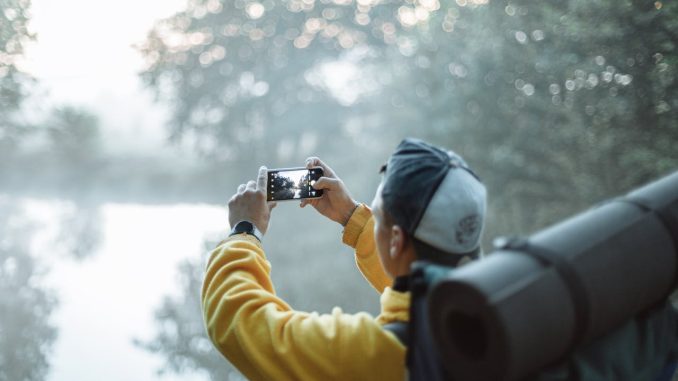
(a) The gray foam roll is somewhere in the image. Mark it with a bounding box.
[428,171,678,381]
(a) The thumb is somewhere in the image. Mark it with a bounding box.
[257,166,268,192]
[268,201,277,211]
[313,177,340,191]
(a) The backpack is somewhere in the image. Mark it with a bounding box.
[385,262,678,381]
[386,171,678,381]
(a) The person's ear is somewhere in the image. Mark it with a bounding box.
[389,225,407,260]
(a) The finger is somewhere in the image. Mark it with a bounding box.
[237,184,246,193]
[313,177,340,191]
[246,180,256,191]
[257,166,267,192]
[268,201,277,211]
[300,199,311,208]
[305,156,336,177]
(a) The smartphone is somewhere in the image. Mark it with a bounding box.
[267,167,324,202]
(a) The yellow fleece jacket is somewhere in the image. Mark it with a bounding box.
[201,204,409,381]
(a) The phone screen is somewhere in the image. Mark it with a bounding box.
[267,167,324,202]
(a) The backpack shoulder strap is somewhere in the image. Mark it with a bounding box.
[383,321,409,347]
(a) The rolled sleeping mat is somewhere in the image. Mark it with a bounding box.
[427,171,678,381]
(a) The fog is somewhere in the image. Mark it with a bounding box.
[1,0,677,380]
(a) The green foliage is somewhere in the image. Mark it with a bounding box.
[138,0,404,164]
[341,0,678,235]
[140,0,678,234]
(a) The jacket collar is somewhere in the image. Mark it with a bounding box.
[376,286,410,324]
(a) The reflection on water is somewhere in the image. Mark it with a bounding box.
[1,194,378,381]
[0,198,58,381]
[54,203,102,261]
[1,197,231,381]
[134,252,238,380]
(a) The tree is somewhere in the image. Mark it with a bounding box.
[138,0,402,167]
[372,0,678,236]
[0,0,35,158]
[141,0,678,237]
[45,106,101,161]
[0,4,59,378]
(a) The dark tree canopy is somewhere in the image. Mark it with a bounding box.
[140,0,678,235]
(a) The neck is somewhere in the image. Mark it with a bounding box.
[391,247,416,278]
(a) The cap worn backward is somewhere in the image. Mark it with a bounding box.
[381,138,451,235]
[381,138,487,255]
[414,167,487,254]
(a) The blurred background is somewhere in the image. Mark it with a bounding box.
[1,0,676,379]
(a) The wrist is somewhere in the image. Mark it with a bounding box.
[341,201,360,226]
[230,220,263,242]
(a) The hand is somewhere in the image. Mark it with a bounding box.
[300,157,358,226]
[228,166,277,234]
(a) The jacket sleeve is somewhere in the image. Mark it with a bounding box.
[342,204,393,294]
[201,234,405,381]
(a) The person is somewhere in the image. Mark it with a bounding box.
[201,138,487,380]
